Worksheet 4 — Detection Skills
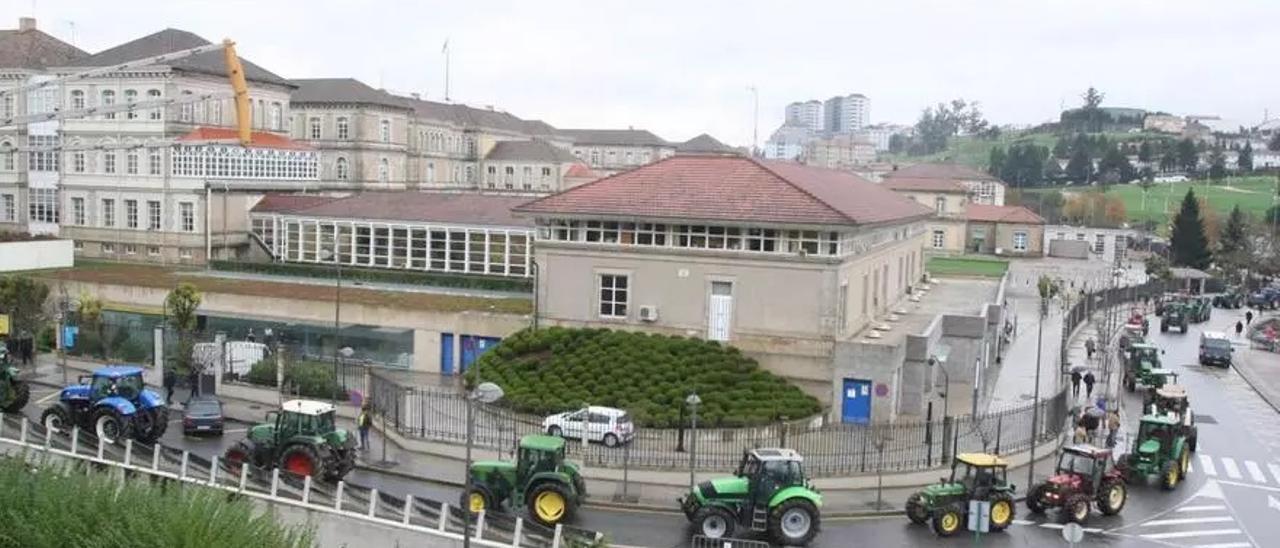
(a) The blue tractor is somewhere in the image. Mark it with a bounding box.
[40,366,169,444]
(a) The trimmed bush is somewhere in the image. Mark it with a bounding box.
[466,327,821,427]
[246,358,348,400]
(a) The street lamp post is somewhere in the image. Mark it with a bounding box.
[1027,290,1050,491]
[928,354,951,462]
[686,393,702,491]
[462,382,504,548]
[321,247,343,406]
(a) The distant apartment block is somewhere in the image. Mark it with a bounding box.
[824,94,869,133]
[785,100,825,132]
[803,134,875,169]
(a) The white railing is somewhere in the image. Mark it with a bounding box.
[0,414,599,548]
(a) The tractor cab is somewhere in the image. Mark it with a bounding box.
[1127,344,1161,370]
[516,434,571,484]
[950,453,1013,497]
[1052,445,1114,489]
[734,448,811,506]
[1133,415,1180,462]
[1148,385,1189,418]
[254,399,345,448]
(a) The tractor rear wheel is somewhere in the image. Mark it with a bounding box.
[932,503,964,537]
[135,406,168,443]
[1026,484,1049,514]
[526,482,575,527]
[1160,460,1180,490]
[1096,479,1127,516]
[1064,494,1091,524]
[988,493,1014,531]
[2,381,29,412]
[223,440,256,477]
[461,484,495,515]
[692,506,736,539]
[93,407,130,445]
[905,492,930,524]
[40,404,71,435]
[769,498,819,546]
[1179,449,1190,478]
[279,444,326,480]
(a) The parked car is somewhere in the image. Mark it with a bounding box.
[183,395,225,436]
[543,406,634,447]
[1198,332,1233,368]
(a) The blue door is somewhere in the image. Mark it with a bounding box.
[459,335,501,372]
[440,333,455,375]
[841,378,872,424]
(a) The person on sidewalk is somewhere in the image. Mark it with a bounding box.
[1236,320,1245,338]
[163,366,177,403]
[1083,371,1096,400]
[1247,310,1254,325]
[1085,338,1096,360]
[1106,410,1121,448]
[357,404,372,451]
[1071,370,1082,398]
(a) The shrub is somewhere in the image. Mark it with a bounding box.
[245,357,347,401]
[466,327,821,427]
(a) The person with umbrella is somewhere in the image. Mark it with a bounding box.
[1071,369,1082,398]
[1084,371,1097,400]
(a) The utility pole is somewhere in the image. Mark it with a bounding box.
[748,86,759,157]
[442,39,451,102]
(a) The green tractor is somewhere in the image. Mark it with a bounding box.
[1123,344,1175,393]
[680,448,822,546]
[463,434,586,528]
[0,346,30,413]
[1187,297,1212,324]
[1145,385,1198,453]
[1160,301,1189,333]
[222,399,356,482]
[905,454,1017,537]
[1118,415,1190,490]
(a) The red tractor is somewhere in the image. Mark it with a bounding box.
[1026,445,1127,523]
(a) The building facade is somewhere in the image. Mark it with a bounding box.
[824,94,869,133]
[883,177,970,254]
[964,204,1045,257]
[785,100,824,132]
[803,134,876,169]
[883,163,1006,206]
[764,124,811,160]
[559,129,675,176]
[514,155,931,418]
[1044,225,1134,264]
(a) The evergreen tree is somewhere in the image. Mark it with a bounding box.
[1209,150,1227,182]
[1240,141,1254,172]
[1177,139,1199,172]
[1065,147,1093,184]
[1170,189,1212,269]
[1097,147,1136,183]
[1052,138,1070,159]
[1270,132,1280,152]
[1159,151,1179,172]
[1219,205,1250,257]
[1138,141,1154,163]
[987,146,1006,177]
[1043,156,1065,183]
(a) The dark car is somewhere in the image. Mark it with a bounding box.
[1199,331,1233,367]
[182,395,225,436]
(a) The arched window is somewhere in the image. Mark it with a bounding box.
[378,158,389,182]
[426,162,435,183]
[309,117,321,139]
[70,90,85,110]
[270,102,282,130]
[336,117,349,140]
[336,157,349,180]
[179,91,193,122]
[123,90,138,119]
[146,89,161,120]
[380,120,391,143]
[0,140,14,171]
[102,90,116,120]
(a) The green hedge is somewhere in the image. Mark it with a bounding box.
[246,358,348,401]
[0,457,313,548]
[210,260,534,293]
[466,327,822,428]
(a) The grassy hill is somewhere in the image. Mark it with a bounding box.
[881,130,1173,169]
[1025,175,1278,226]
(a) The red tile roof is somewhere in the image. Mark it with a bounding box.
[514,155,931,226]
[177,127,315,151]
[883,177,969,193]
[564,163,599,179]
[886,163,1000,182]
[965,204,1045,224]
[251,192,534,228]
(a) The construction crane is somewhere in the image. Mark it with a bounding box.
[0,39,252,147]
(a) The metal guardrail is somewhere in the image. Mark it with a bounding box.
[689,535,770,548]
[0,413,602,548]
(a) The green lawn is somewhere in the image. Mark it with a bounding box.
[927,256,1010,278]
[880,130,1171,168]
[1027,175,1280,226]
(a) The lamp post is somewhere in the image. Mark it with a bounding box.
[686,393,702,491]
[462,382,504,548]
[928,354,951,462]
[321,247,344,406]
[1027,281,1051,491]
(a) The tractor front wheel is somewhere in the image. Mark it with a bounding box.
[223,440,256,478]
[2,381,30,412]
[92,407,130,445]
[135,406,168,443]
[932,504,964,537]
[692,506,736,539]
[905,492,930,524]
[40,404,71,435]
[526,482,575,527]
[1064,494,1091,524]
[461,484,495,515]
[770,498,819,546]
[1180,449,1190,478]
[1026,484,1049,514]
[988,493,1014,531]
[279,444,326,480]
[1161,460,1180,490]
[1097,479,1127,516]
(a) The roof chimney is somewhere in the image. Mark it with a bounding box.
[18,17,36,31]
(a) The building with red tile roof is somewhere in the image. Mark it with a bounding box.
[884,162,1007,206]
[963,204,1045,256]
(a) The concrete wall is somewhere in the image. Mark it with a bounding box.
[1048,239,1091,259]
[0,239,73,272]
[833,338,906,422]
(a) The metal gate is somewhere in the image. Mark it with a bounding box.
[690,536,771,548]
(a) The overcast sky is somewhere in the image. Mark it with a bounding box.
[7,0,1279,146]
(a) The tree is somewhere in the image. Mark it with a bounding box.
[1082,86,1105,110]
[987,146,1006,177]
[1170,189,1212,269]
[1176,139,1199,173]
[911,98,989,155]
[165,283,203,381]
[888,134,907,154]
[77,294,106,359]
[1218,205,1251,276]
[1097,147,1137,185]
[0,276,50,342]
[1062,191,1126,227]
[1270,132,1280,152]
[1240,141,1254,172]
[1052,138,1070,159]
[1043,156,1065,184]
[1208,149,1227,182]
[1159,151,1179,172]
[1138,141,1154,163]
[1065,147,1093,184]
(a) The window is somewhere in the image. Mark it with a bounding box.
[541,167,552,178]
[1013,231,1028,252]
[1,142,12,171]
[179,248,192,259]
[73,241,83,252]
[179,91,193,122]
[147,200,161,230]
[126,150,138,174]
[504,166,514,189]
[336,117,349,140]
[104,151,117,174]
[486,165,496,187]
[73,152,85,173]
[147,89,161,120]
[71,197,85,225]
[70,90,85,110]
[124,244,137,255]
[149,149,161,175]
[932,229,945,248]
[598,274,629,318]
[309,117,321,139]
[27,136,59,171]
[0,194,13,222]
[28,188,59,223]
[522,166,533,190]
[934,196,946,214]
[124,89,138,119]
[1094,234,1105,253]
[101,90,116,119]
[180,202,194,232]
[270,102,282,130]
[380,119,391,143]
[101,199,115,227]
[102,243,115,254]
[426,162,435,183]
[125,199,138,229]
[335,157,349,180]
[378,158,389,182]
[147,246,161,256]
[210,100,222,124]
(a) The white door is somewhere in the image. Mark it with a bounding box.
[708,281,734,341]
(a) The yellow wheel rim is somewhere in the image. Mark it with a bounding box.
[534,491,566,523]
[1181,451,1189,475]
[1166,467,1178,486]
[991,501,1011,525]
[1109,486,1124,506]
[942,513,959,532]
[469,493,485,513]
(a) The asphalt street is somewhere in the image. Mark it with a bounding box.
[18,303,1280,547]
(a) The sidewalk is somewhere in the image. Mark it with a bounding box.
[1230,311,1280,413]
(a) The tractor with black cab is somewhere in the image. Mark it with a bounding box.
[905,453,1017,537]
[40,366,168,444]
[680,448,822,546]
[1026,445,1127,523]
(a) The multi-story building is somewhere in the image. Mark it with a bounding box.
[859,124,912,152]
[824,93,870,133]
[763,124,811,160]
[883,176,970,254]
[785,100,824,132]
[803,134,876,169]
[883,163,1006,206]
[560,129,675,176]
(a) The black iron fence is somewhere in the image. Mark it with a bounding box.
[367,371,1070,477]
[1059,280,1165,367]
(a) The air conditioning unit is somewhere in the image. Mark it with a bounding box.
[639,305,659,322]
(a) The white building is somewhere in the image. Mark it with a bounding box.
[763,124,810,160]
[825,94,870,133]
[785,100,824,133]
[859,124,912,152]
[1043,225,1135,265]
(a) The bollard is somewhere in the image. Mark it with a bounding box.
[334,481,345,511]
[302,474,311,505]
[238,463,249,492]
[210,455,219,484]
[270,468,280,498]
[438,503,449,530]
[402,494,413,525]
[511,517,524,547]
[367,489,378,517]
[179,451,189,480]
[475,510,486,539]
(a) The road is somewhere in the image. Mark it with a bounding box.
[18,304,1280,547]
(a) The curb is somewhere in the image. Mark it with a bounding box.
[1230,355,1280,415]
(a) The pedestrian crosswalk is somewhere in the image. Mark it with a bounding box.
[1117,483,1255,547]
[1192,454,1280,487]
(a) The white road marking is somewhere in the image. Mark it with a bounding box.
[1142,529,1243,540]
[1142,517,1235,527]
[1037,523,1102,533]
[1221,457,1242,480]
[35,391,60,404]
[1245,461,1267,483]
[1269,463,1280,484]
[1177,505,1228,512]
[1191,543,1253,548]
[1011,519,1035,525]
[1201,455,1218,476]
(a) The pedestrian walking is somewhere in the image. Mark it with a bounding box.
[1073,424,1088,444]
[1247,310,1254,325]
[357,404,372,451]
[1106,410,1121,448]
[163,366,176,403]
[1236,320,1245,338]
[1085,337,1096,360]
[1084,371,1096,400]
[1071,370,1082,398]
